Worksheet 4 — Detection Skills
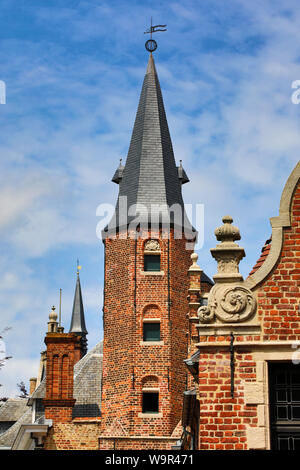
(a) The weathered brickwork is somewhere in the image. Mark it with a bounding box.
[196,348,258,450]
[40,169,299,451]
[184,168,300,451]
[43,422,101,450]
[43,333,81,424]
[99,437,178,450]
[100,228,193,447]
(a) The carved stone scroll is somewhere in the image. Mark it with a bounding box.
[214,285,256,323]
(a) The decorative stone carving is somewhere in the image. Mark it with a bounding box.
[197,216,257,325]
[214,215,241,242]
[217,256,239,274]
[189,252,201,271]
[211,215,245,283]
[144,239,160,252]
[48,306,58,333]
[188,253,202,314]
[198,305,214,323]
[213,284,256,323]
[197,284,256,324]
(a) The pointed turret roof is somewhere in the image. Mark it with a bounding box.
[104,53,195,237]
[69,271,88,335]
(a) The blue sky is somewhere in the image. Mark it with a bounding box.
[0,0,300,396]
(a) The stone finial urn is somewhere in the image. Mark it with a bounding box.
[210,215,245,283]
[198,216,256,324]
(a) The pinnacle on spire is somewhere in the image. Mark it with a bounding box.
[112,158,124,184]
[105,53,195,237]
[69,269,88,355]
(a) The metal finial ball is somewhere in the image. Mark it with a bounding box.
[145,39,157,52]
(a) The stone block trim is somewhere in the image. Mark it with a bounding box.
[244,382,264,405]
[246,426,266,450]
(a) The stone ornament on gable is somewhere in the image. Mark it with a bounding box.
[198,284,256,323]
[217,257,239,273]
[198,215,257,324]
[144,239,161,252]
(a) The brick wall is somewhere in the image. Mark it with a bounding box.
[258,184,300,341]
[43,422,101,450]
[186,175,300,450]
[43,333,80,424]
[196,347,258,450]
[100,228,192,446]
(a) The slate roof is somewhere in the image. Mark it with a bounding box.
[105,53,195,237]
[184,349,200,367]
[0,407,32,448]
[0,341,103,448]
[69,272,88,336]
[30,341,103,418]
[0,398,28,422]
[72,341,102,418]
[201,271,214,286]
[182,389,197,428]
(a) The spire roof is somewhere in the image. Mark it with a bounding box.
[69,271,88,335]
[105,53,194,236]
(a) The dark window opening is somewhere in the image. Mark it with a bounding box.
[144,254,160,272]
[35,399,45,413]
[269,362,300,450]
[143,322,160,342]
[142,391,159,413]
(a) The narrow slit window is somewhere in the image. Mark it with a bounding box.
[142,392,159,413]
[143,322,160,342]
[144,254,160,272]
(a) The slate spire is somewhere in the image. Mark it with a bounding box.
[105,53,195,238]
[69,270,88,355]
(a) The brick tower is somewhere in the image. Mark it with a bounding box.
[43,271,88,426]
[43,306,81,424]
[99,52,198,450]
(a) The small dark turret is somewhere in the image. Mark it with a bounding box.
[112,158,125,184]
[69,269,88,357]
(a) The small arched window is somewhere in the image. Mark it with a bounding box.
[142,305,162,343]
[141,376,159,414]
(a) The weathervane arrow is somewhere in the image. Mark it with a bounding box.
[144,24,167,34]
[144,18,167,53]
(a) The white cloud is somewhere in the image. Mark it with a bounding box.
[0,180,50,231]
[1,357,39,398]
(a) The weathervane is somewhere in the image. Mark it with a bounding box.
[144,17,167,53]
[77,258,82,275]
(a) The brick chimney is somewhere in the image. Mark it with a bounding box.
[29,377,37,395]
[43,307,81,424]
